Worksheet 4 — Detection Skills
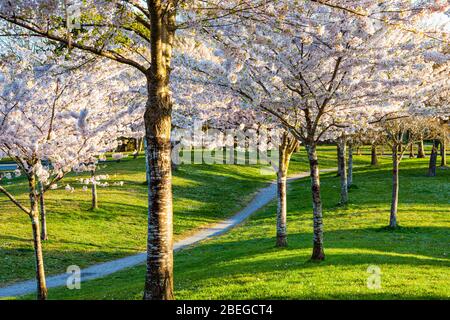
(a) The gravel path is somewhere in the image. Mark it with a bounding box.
[0,168,335,298]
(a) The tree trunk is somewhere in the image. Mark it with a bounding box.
[91,170,98,210]
[276,134,290,247]
[409,143,415,158]
[38,182,48,241]
[371,144,378,166]
[336,144,341,176]
[143,92,174,300]
[417,140,425,158]
[337,139,348,205]
[390,146,400,228]
[142,1,176,300]
[171,140,179,171]
[440,139,447,167]
[29,177,47,300]
[233,135,238,165]
[134,138,143,159]
[222,131,228,164]
[144,138,150,184]
[428,141,438,177]
[347,143,353,189]
[307,144,325,261]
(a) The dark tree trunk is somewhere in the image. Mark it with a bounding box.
[38,182,48,241]
[371,144,378,166]
[390,145,400,228]
[29,176,47,300]
[307,144,325,261]
[440,139,447,167]
[417,140,426,158]
[336,144,342,176]
[428,141,438,177]
[91,170,98,210]
[347,143,353,189]
[337,139,348,205]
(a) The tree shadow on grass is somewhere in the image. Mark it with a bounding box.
[290,166,450,207]
[0,245,139,288]
[240,292,449,300]
[174,226,450,279]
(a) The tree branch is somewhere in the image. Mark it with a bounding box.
[0,185,31,216]
[0,15,149,74]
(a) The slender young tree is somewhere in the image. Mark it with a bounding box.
[0,56,133,299]
[347,141,354,189]
[439,120,448,167]
[38,181,48,240]
[381,118,438,228]
[276,132,299,247]
[336,135,348,205]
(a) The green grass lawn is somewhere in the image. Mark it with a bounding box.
[0,156,272,286]
[1,146,350,287]
[15,151,449,300]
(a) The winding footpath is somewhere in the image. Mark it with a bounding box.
[0,168,335,298]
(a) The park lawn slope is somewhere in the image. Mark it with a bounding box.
[0,156,274,286]
[1,146,346,287]
[26,156,450,299]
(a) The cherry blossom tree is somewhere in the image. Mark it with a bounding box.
[0,0,275,299]
[189,0,449,259]
[0,56,135,299]
[170,34,304,247]
[1,0,447,296]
